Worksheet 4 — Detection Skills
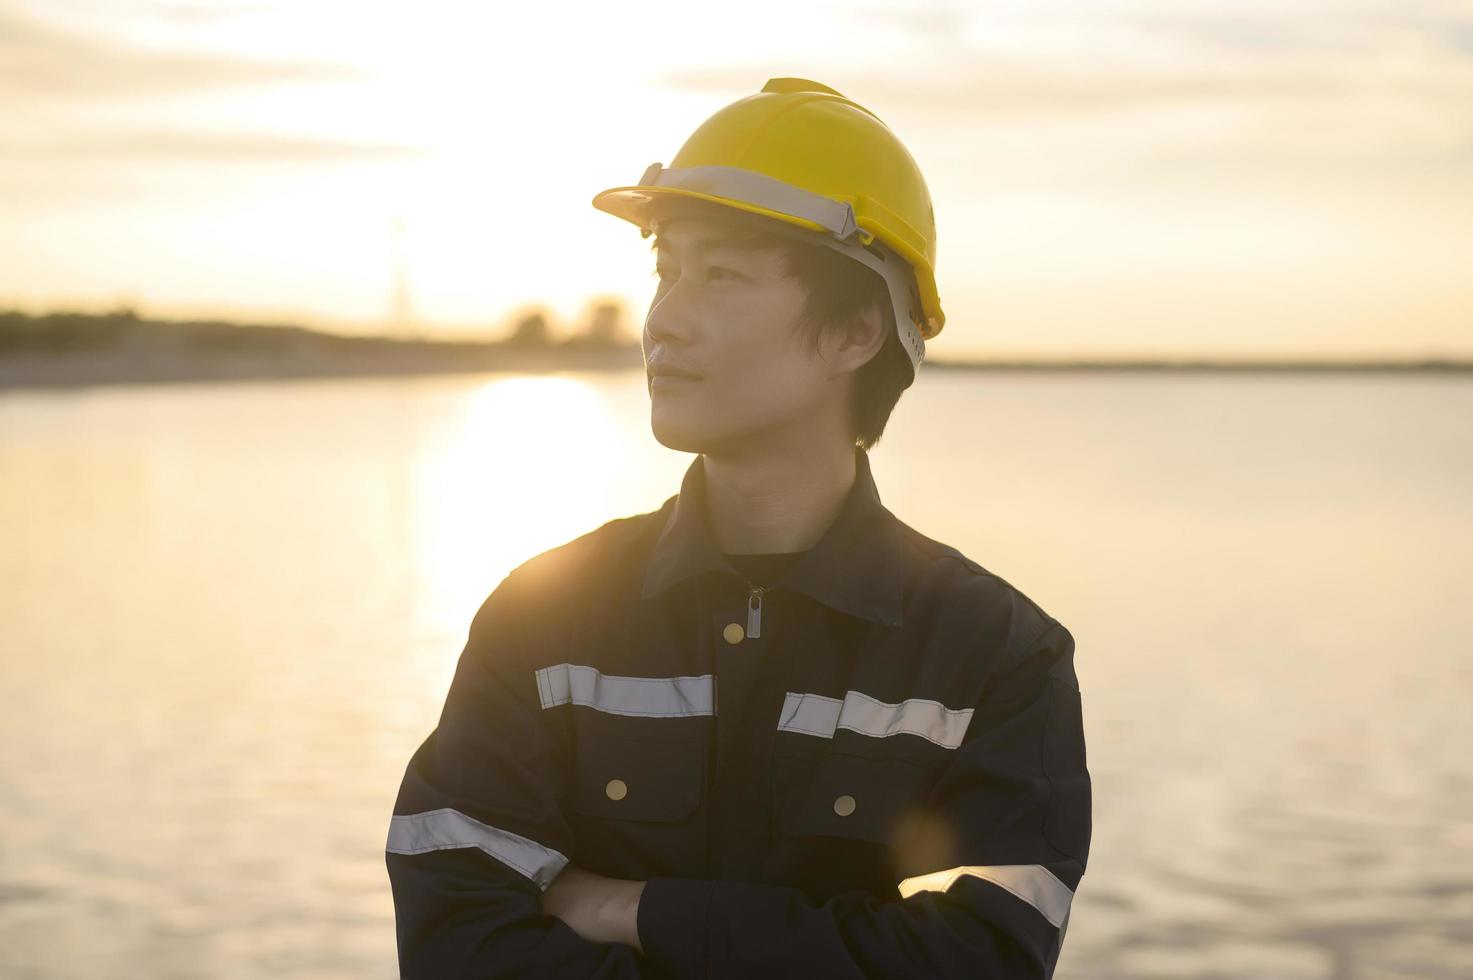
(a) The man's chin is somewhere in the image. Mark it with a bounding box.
[650,425,710,455]
[650,407,731,454]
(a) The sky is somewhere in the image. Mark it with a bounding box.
[2,0,1471,360]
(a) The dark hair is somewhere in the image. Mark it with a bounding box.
[647,200,915,450]
[775,236,914,451]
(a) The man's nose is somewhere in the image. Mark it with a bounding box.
[644,279,699,347]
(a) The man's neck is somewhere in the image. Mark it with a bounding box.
[700,444,856,555]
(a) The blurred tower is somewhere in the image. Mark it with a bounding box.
[583,300,628,345]
[390,215,417,339]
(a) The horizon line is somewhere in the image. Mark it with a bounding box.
[3,306,1470,369]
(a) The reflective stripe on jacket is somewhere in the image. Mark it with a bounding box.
[386,445,1091,978]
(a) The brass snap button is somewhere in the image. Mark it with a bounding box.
[722,622,745,644]
[833,794,856,816]
[605,778,627,801]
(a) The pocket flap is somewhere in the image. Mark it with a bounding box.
[573,736,705,823]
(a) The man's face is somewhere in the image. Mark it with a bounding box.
[643,212,837,455]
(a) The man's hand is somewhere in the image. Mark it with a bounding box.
[542,865,648,953]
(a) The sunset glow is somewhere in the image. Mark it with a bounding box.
[5,0,1470,359]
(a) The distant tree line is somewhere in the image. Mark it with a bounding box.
[504,299,633,348]
[0,299,639,353]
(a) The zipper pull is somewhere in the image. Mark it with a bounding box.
[746,584,764,639]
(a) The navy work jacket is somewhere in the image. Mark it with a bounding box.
[386,446,1091,978]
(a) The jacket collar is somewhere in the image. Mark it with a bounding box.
[640,446,905,628]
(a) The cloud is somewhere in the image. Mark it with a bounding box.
[850,2,969,42]
[664,0,1473,123]
[1136,2,1473,55]
[661,46,1473,122]
[852,0,1473,59]
[0,8,366,104]
[0,128,430,162]
[136,1,279,24]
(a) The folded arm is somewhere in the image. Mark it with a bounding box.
[385,576,670,979]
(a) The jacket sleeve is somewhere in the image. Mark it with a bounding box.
[634,619,1091,980]
[385,575,668,979]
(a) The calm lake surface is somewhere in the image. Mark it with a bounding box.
[1,369,1470,979]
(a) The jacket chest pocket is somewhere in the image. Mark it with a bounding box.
[572,735,705,822]
[570,734,708,878]
[777,750,937,849]
[767,748,943,900]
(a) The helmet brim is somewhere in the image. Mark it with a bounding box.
[591,185,836,240]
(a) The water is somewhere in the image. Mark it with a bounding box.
[1,370,1470,979]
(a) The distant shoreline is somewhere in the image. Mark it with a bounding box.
[923,358,1473,372]
[2,309,1468,390]
[6,352,1467,392]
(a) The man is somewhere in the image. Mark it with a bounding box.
[386,77,1090,978]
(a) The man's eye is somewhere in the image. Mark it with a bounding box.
[650,267,734,283]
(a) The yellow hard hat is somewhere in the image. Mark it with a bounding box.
[591,77,944,380]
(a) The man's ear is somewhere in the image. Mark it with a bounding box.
[821,301,888,379]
